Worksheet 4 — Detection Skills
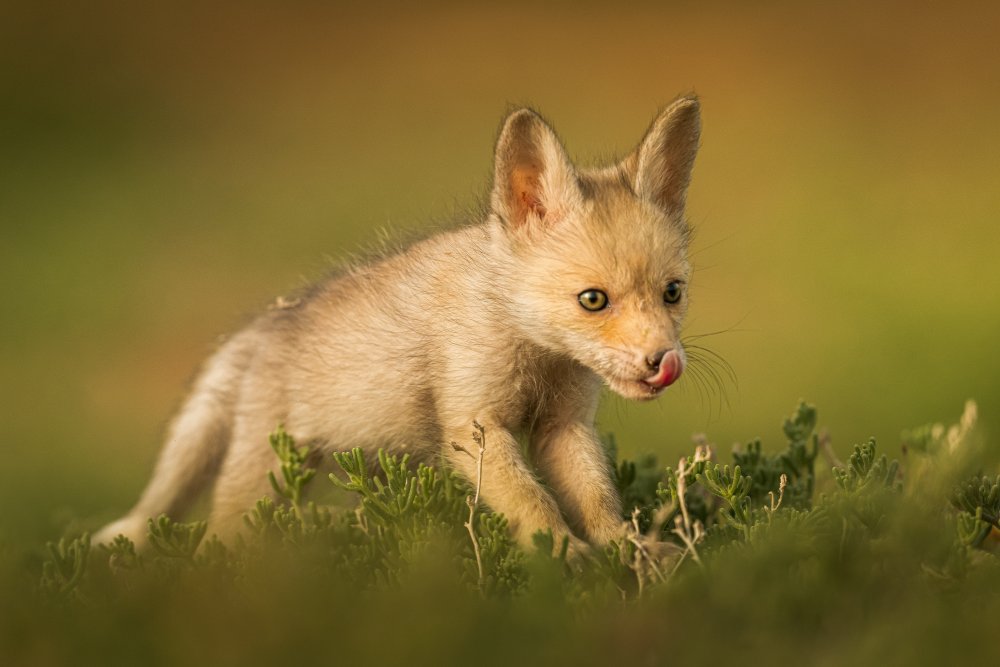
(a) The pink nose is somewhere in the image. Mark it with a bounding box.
[643,349,683,389]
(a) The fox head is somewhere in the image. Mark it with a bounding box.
[490,97,701,401]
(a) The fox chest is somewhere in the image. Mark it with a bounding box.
[473,354,588,433]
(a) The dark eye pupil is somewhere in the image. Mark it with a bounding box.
[665,282,682,303]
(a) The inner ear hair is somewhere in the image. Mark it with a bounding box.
[491,108,578,229]
[510,160,547,220]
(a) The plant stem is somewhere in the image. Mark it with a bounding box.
[464,422,486,594]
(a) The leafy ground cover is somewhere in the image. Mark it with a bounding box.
[4,401,1000,665]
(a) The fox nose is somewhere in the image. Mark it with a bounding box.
[645,348,671,372]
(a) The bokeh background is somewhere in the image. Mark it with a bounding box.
[2,0,999,543]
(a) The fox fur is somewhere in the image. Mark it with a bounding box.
[95,96,703,556]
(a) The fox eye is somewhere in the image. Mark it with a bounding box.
[664,281,683,304]
[578,289,609,312]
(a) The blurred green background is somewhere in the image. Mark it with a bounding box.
[2,0,998,544]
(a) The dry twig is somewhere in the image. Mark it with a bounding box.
[457,421,487,594]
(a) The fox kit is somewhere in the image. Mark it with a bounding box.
[96,96,702,555]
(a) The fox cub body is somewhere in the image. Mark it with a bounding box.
[97,97,703,554]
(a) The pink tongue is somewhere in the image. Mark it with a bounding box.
[644,351,683,388]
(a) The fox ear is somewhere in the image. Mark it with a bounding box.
[625,96,701,219]
[491,108,581,230]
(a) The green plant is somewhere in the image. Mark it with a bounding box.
[832,438,901,493]
[146,515,207,561]
[952,474,1000,548]
[28,399,1000,667]
[39,533,90,601]
[268,425,317,516]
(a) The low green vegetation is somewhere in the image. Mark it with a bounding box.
[8,401,1000,665]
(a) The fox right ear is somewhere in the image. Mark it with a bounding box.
[490,108,582,231]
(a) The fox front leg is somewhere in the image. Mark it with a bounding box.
[443,420,590,558]
[533,419,625,546]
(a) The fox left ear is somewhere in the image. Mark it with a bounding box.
[490,108,582,231]
[625,96,701,219]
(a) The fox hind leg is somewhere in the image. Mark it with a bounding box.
[93,334,254,545]
[203,414,285,540]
